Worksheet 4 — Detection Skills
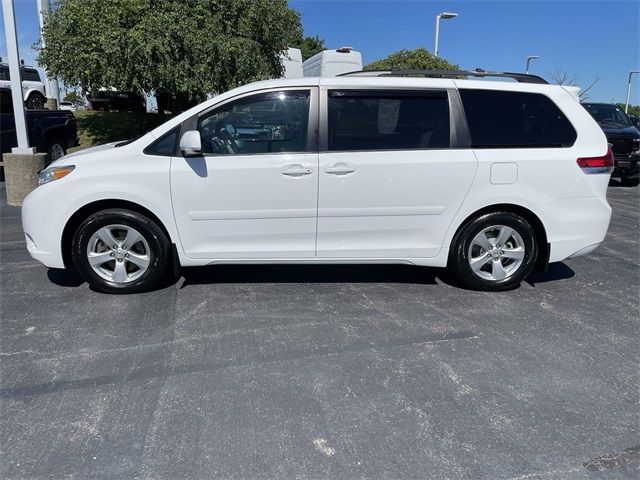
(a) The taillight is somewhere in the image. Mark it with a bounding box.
[577,146,614,174]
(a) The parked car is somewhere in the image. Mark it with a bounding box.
[59,101,77,112]
[0,63,47,109]
[1,87,78,162]
[22,70,613,294]
[86,90,146,112]
[582,103,640,186]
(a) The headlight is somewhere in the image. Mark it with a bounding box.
[37,165,75,187]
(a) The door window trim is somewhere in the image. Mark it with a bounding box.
[178,86,319,157]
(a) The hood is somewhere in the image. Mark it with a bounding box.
[601,125,640,138]
[50,141,123,167]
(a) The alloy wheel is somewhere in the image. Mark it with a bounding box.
[467,225,525,281]
[86,224,151,284]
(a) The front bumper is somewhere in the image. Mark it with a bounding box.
[613,153,639,179]
[21,184,68,268]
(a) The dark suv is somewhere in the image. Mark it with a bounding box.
[582,103,640,186]
[86,90,146,112]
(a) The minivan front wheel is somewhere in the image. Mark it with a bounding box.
[449,211,538,291]
[71,209,170,293]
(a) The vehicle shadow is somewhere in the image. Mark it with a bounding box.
[46,262,575,291]
[47,268,84,287]
[525,262,575,286]
[180,264,442,288]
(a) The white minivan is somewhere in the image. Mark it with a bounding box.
[22,70,613,293]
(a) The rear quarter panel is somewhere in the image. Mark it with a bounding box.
[443,82,610,253]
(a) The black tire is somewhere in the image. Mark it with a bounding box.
[71,209,170,293]
[448,211,538,291]
[45,139,66,165]
[620,177,640,187]
[26,92,46,110]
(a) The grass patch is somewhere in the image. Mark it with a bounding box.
[70,111,173,152]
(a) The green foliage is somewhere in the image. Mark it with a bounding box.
[365,48,458,71]
[62,90,84,106]
[70,111,173,152]
[38,0,302,106]
[617,103,640,116]
[292,35,326,61]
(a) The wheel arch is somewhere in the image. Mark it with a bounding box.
[43,127,68,148]
[61,199,175,269]
[25,89,45,102]
[449,203,550,271]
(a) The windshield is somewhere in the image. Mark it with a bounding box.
[583,104,632,128]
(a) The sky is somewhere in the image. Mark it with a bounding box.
[1,0,639,104]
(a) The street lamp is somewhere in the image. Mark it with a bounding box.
[525,55,540,74]
[434,12,458,58]
[624,70,639,113]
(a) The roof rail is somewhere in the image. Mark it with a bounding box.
[338,68,548,84]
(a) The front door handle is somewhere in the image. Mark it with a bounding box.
[282,164,313,177]
[324,163,356,175]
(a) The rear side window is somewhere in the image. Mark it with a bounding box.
[143,126,180,156]
[459,89,577,148]
[327,90,450,151]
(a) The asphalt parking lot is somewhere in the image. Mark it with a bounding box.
[1,182,638,480]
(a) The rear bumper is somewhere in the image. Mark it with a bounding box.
[544,196,612,263]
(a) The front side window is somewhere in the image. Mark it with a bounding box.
[459,89,577,148]
[327,90,450,151]
[197,90,310,155]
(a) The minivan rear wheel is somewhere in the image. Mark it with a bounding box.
[71,209,170,293]
[448,211,538,291]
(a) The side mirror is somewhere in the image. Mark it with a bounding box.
[180,130,202,157]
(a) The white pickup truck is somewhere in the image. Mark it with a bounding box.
[0,63,47,109]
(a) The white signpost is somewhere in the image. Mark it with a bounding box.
[2,0,35,154]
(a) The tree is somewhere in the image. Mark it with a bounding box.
[292,35,325,61]
[37,0,302,112]
[62,90,85,107]
[617,103,640,116]
[548,68,600,100]
[365,48,458,71]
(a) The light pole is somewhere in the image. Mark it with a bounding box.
[2,0,33,154]
[525,55,540,74]
[36,0,60,107]
[434,12,458,58]
[624,70,639,113]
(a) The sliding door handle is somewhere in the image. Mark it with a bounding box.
[324,163,356,175]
